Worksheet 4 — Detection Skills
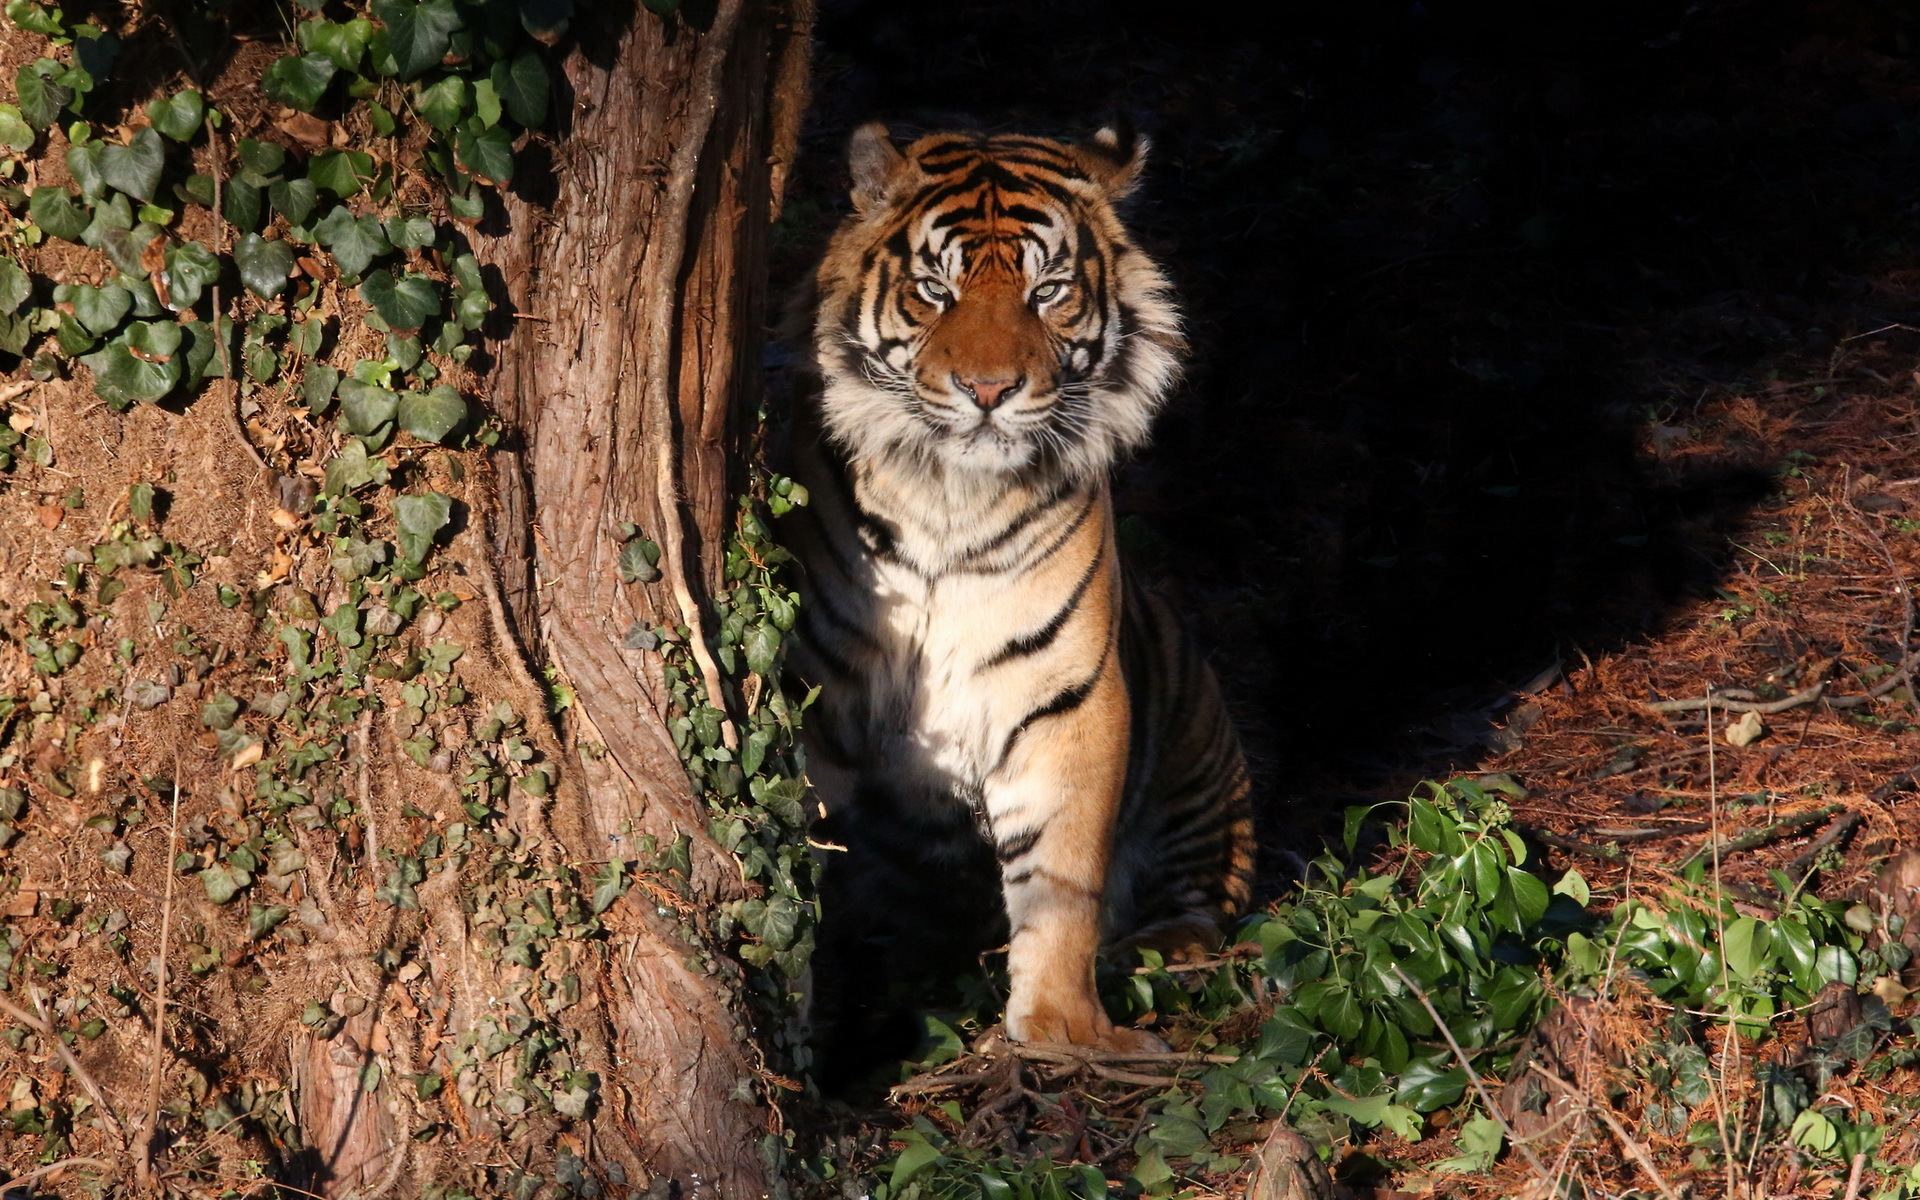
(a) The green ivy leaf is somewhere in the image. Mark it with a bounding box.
[55,312,95,355]
[244,337,279,382]
[358,269,438,334]
[99,127,165,202]
[199,862,247,904]
[338,378,399,436]
[269,177,318,226]
[385,213,434,249]
[394,490,452,563]
[454,122,514,186]
[743,621,781,676]
[82,320,182,409]
[234,233,295,300]
[200,692,239,730]
[374,0,465,80]
[590,858,628,915]
[518,0,573,45]
[397,385,465,443]
[0,103,33,152]
[1723,916,1772,981]
[261,53,336,112]
[181,316,234,387]
[313,206,390,276]
[54,282,130,335]
[69,27,115,83]
[618,537,660,583]
[415,75,468,131]
[145,88,204,141]
[237,137,286,178]
[0,257,29,315]
[290,316,326,358]
[471,76,502,128]
[309,149,375,198]
[162,240,220,311]
[15,60,72,129]
[63,139,105,200]
[320,600,362,647]
[28,186,87,240]
[173,172,214,208]
[331,536,391,582]
[4,2,64,36]
[97,222,161,278]
[221,175,263,231]
[248,904,290,940]
[323,440,390,495]
[299,16,372,71]
[491,52,550,128]
[302,362,341,413]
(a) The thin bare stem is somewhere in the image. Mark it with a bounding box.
[136,770,183,1188]
[0,989,126,1149]
[1388,964,1554,1186]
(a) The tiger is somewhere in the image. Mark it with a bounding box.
[783,123,1255,1055]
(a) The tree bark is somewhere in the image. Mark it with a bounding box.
[462,0,813,1193]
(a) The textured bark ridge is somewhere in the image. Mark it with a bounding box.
[466,1,813,1192]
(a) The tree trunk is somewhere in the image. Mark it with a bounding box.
[459,0,813,1192]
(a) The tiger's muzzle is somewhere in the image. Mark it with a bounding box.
[911,278,1062,465]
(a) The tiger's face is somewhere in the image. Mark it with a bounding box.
[813,126,1183,481]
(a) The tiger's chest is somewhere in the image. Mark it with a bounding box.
[791,460,1119,807]
[840,557,1049,783]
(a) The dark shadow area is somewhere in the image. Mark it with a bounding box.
[775,0,1920,1084]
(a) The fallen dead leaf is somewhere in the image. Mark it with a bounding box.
[35,505,62,529]
[231,742,265,770]
[276,110,331,149]
[255,548,293,587]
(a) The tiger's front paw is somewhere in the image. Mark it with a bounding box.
[1006,995,1167,1054]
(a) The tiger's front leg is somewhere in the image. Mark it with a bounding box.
[987,658,1164,1052]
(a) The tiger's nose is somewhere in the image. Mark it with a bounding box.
[954,373,1023,410]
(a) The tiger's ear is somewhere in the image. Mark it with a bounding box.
[848,122,907,213]
[1074,125,1148,197]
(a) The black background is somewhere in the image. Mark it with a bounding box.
[780,0,1920,885]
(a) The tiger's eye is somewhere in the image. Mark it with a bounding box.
[1031,280,1067,303]
[916,278,953,304]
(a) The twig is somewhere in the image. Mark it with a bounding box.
[1706,698,1741,1200]
[1528,828,1623,863]
[1678,803,1845,872]
[135,771,183,1189]
[0,990,126,1149]
[1589,822,1711,842]
[1527,1063,1683,1200]
[0,1156,116,1191]
[1786,811,1863,879]
[1389,965,1553,1184]
[890,1068,1006,1097]
[1646,680,1827,714]
[1843,1151,1869,1200]
[1007,1044,1240,1067]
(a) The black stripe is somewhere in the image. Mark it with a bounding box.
[995,827,1041,864]
[982,543,1103,669]
[1004,492,1097,575]
[954,480,1079,566]
[997,645,1109,769]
